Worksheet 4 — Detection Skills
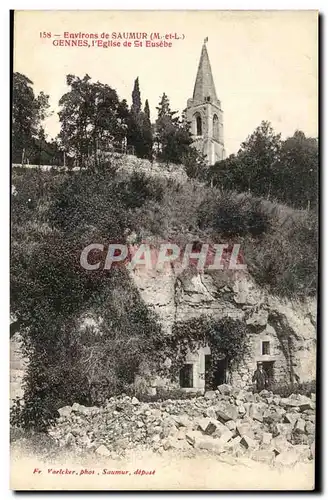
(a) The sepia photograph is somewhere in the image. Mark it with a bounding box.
[10,9,318,490]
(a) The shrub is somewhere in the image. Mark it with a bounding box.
[165,315,250,387]
[134,388,203,403]
[271,380,316,398]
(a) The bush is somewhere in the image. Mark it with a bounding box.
[11,164,167,429]
[134,388,202,403]
[271,380,316,398]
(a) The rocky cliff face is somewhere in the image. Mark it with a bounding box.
[131,264,316,385]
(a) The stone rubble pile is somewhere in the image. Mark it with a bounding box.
[49,385,315,467]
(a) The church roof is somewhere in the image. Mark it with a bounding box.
[192,42,217,103]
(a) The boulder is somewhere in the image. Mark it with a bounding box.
[275,423,293,441]
[293,418,306,435]
[204,391,216,400]
[197,436,224,453]
[173,414,192,428]
[217,384,233,396]
[64,432,75,447]
[271,436,291,455]
[240,435,258,450]
[305,421,315,436]
[280,398,300,409]
[205,406,217,419]
[197,418,211,433]
[261,432,272,445]
[219,430,233,444]
[216,404,238,422]
[283,413,298,426]
[71,402,83,413]
[186,430,203,447]
[205,419,228,437]
[58,406,72,418]
[275,450,299,467]
[237,423,255,440]
[131,397,140,405]
[299,401,315,412]
[263,411,282,424]
[95,445,111,457]
[249,403,265,422]
[164,438,191,451]
[293,444,311,461]
[225,420,237,433]
[251,449,275,464]
[259,389,271,398]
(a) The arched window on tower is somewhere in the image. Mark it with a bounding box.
[213,114,219,140]
[194,113,202,136]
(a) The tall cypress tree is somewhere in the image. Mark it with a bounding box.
[144,99,150,120]
[131,77,141,115]
[142,99,153,160]
[127,79,153,160]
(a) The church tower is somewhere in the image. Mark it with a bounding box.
[186,39,225,166]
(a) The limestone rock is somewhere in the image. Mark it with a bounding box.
[205,419,227,437]
[240,435,258,450]
[305,421,315,436]
[58,406,72,418]
[204,391,216,400]
[294,418,306,435]
[186,430,202,447]
[95,445,111,457]
[275,450,299,467]
[271,436,291,455]
[216,404,238,422]
[217,384,233,395]
[284,413,298,426]
[261,432,272,445]
[237,423,255,440]
[219,429,233,444]
[251,449,275,464]
[197,436,224,453]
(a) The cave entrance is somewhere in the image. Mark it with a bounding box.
[205,355,227,390]
[262,361,275,388]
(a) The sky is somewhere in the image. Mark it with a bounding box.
[14,10,318,155]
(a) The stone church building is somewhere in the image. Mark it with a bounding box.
[186,40,225,165]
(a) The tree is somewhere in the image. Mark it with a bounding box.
[142,99,153,160]
[58,74,127,168]
[127,79,153,159]
[208,124,318,210]
[11,165,166,428]
[237,121,282,197]
[12,72,50,164]
[155,93,195,165]
[131,77,141,114]
[275,131,318,209]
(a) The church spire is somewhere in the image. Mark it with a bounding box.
[192,41,217,103]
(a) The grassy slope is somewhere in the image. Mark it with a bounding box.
[12,157,318,300]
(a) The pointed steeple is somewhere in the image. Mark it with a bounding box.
[192,41,217,103]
